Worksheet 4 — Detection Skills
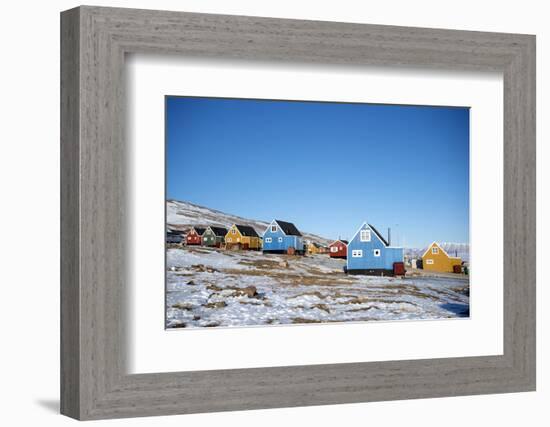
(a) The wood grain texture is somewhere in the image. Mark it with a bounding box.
[60,7,80,419]
[60,6,536,420]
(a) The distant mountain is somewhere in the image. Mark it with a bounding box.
[405,242,470,262]
[166,199,331,246]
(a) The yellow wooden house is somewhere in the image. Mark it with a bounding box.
[421,242,462,273]
[306,242,320,254]
[225,224,261,250]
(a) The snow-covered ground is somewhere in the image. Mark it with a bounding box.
[166,247,470,329]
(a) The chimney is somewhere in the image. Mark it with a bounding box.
[387,227,391,245]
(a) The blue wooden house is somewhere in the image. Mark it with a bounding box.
[346,222,403,276]
[262,220,305,254]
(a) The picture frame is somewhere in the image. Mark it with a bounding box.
[60,5,536,420]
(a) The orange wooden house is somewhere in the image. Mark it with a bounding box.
[225,224,261,250]
[421,242,462,273]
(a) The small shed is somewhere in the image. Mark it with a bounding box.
[318,245,329,254]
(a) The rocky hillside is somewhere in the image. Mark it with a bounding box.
[167,199,331,246]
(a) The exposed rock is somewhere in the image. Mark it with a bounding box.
[191,264,219,273]
[204,301,227,309]
[240,286,257,298]
[204,322,221,327]
[172,322,187,328]
[171,302,194,310]
[311,303,330,313]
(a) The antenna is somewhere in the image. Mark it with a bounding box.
[387,227,391,245]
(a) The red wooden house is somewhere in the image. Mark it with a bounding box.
[329,239,348,259]
[186,227,206,246]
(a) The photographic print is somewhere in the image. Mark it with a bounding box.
[165,96,470,329]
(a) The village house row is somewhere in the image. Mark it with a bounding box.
[167,219,463,276]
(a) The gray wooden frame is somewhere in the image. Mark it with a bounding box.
[61,5,536,420]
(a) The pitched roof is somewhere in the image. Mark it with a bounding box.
[193,227,206,235]
[421,241,460,259]
[368,224,389,246]
[275,220,302,236]
[235,224,259,237]
[209,226,228,237]
[329,239,348,246]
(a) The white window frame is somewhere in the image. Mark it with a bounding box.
[237,238,240,243]
[271,225,277,232]
[330,246,338,253]
[231,229,236,235]
[227,238,232,243]
[426,259,434,265]
[432,247,439,254]
[373,249,381,257]
[278,237,283,243]
[360,229,371,242]
[352,249,363,258]
[265,237,272,243]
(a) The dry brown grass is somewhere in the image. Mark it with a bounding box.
[288,291,326,300]
[238,259,284,269]
[346,306,378,313]
[204,301,227,309]
[334,296,419,306]
[291,317,322,324]
[239,300,272,307]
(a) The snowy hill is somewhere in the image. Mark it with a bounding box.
[167,199,331,246]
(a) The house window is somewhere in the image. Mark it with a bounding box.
[432,247,439,254]
[231,229,236,234]
[330,246,338,253]
[360,229,371,242]
[278,237,283,243]
[352,250,363,258]
[426,259,434,265]
[373,249,381,257]
[237,238,240,242]
[265,237,272,243]
[227,238,232,243]
[271,225,277,232]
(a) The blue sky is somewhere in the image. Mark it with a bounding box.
[166,96,469,248]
